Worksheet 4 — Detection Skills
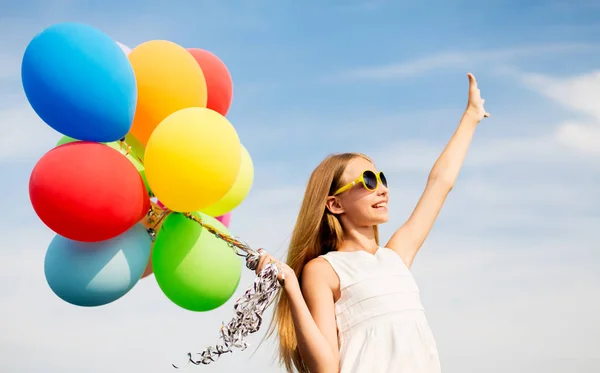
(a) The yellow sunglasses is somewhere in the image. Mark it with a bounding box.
[333,170,387,196]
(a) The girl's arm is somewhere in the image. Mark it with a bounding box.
[257,253,340,373]
[290,258,340,373]
[386,73,490,268]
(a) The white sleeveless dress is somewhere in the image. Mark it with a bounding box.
[319,247,441,373]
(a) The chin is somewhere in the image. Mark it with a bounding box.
[374,217,389,225]
[372,211,390,225]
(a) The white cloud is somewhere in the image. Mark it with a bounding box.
[335,43,599,81]
[555,121,600,156]
[519,70,600,157]
[522,70,600,119]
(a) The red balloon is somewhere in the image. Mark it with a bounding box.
[187,48,233,116]
[29,142,150,242]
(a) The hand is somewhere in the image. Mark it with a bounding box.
[465,72,490,121]
[255,249,299,292]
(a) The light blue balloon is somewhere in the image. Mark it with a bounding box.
[44,223,151,307]
[21,22,137,142]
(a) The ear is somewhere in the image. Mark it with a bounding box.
[326,196,344,215]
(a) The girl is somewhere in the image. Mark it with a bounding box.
[256,73,489,373]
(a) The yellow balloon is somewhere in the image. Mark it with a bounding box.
[201,144,254,217]
[128,40,208,146]
[144,107,241,212]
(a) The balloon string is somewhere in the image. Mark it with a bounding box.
[146,203,281,368]
[145,203,170,241]
[117,138,145,165]
[147,202,262,269]
[180,212,261,267]
[117,139,135,158]
[117,138,156,199]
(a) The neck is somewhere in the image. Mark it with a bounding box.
[339,225,378,254]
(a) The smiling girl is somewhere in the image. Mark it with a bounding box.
[256,73,489,373]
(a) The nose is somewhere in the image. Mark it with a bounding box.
[377,182,388,195]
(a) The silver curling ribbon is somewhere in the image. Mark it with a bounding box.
[172,245,282,368]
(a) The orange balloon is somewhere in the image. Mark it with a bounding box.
[128,40,208,146]
[141,253,154,278]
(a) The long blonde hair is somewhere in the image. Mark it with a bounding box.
[266,152,379,372]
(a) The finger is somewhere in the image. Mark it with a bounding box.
[255,254,269,274]
[277,263,286,286]
[262,254,272,268]
[468,73,479,93]
[275,261,282,276]
[467,72,477,88]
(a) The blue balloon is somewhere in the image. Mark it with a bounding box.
[44,223,151,307]
[21,22,137,142]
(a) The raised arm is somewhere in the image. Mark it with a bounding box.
[386,73,489,268]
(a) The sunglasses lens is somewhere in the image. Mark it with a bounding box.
[380,172,388,188]
[363,170,378,190]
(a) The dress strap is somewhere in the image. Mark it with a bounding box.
[319,252,355,289]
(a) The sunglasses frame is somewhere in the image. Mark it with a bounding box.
[332,170,387,196]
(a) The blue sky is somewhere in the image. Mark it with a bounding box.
[1,1,599,372]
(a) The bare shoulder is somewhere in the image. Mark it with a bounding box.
[301,257,339,291]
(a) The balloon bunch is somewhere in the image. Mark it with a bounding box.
[22,22,261,315]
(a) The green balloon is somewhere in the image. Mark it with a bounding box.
[56,135,76,146]
[56,135,151,195]
[152,212,242,312]
[124,133,145,161]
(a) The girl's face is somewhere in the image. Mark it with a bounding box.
[327,157,389,227]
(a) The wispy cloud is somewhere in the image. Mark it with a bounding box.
[519,70,600,156]
[334,43,600,81]
[555,121,600,155]
[521,70,600,118]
